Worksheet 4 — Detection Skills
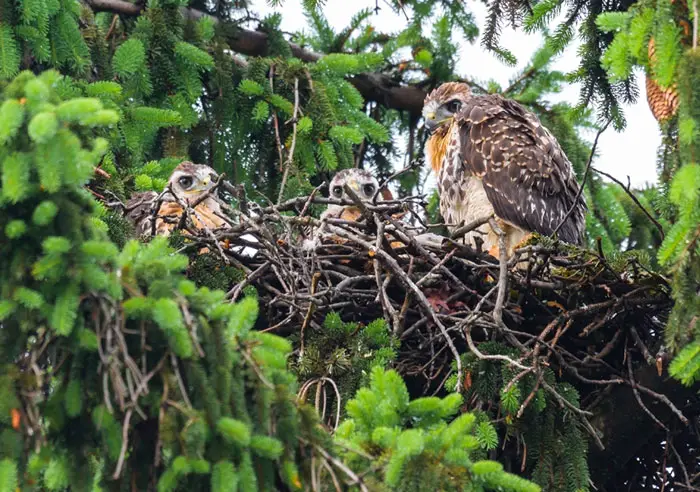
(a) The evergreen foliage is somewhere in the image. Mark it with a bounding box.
[0,71,338,491]
[294,313,399,426]
[596,3,700,387]
[335,366,541,491]
[448,343,590,492]
[0,0,697,489]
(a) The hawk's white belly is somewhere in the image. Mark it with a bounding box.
[438,172,495,248]
[438,172,531,256]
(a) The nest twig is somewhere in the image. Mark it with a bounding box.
[92,182,682,458]
[195,188,677,445]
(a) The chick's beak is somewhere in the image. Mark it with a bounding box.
[348,178,360,192]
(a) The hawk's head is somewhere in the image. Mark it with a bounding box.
[422,82,472,133]
[328,168,382,202]
[169,161,219,199]
[326,168,391,222]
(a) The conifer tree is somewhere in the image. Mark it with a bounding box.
[0,0,698,490]
[0,70,334,491]
[595,0,700,388]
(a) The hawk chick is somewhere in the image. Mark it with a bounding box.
[303,168,389,251]
[321,168,386,223]
[126,161,231,237]
[422,82,586,257]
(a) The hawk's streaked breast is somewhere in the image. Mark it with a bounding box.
[423,84,587,256]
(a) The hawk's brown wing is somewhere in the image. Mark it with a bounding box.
[125,191,158,237]
[456,95,587,244]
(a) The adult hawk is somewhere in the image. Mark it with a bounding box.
[422,82,586,257]
[125,161,232,237]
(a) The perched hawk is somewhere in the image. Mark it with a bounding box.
[422,82,586,257]
[125,161,232,237]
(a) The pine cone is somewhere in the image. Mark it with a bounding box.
[646,37,680,122]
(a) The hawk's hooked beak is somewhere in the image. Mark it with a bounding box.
[195,173,217,192]
[424,112,438,131]
[424,106,453,133]
[186,176,214,195]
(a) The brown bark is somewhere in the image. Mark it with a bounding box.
[84,0,428,116]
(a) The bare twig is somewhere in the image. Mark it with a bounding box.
[269,65,285,171]
[591,166,665,240]
[299,272,321,358]
[372,161,421,204]
[170,353,192,408]
[553,119,611,237]
[626,348,668,432]
[463,317,531,371]
[104,14,119,40]
[310,442,370,492]
[112,408,133,479]
[450,215,492,241]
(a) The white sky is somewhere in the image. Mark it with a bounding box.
[251,0,661,188]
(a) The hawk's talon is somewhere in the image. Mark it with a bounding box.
[513,233,534,252]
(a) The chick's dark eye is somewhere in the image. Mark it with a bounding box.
[332,186,343,197]
[178,176,194,188]
[363,183,375,196]
[447,100,462,113]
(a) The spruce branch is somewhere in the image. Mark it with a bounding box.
[83,0,429,114]
[591,166,665,240]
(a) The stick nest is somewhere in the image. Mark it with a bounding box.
[134,182,682,443]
